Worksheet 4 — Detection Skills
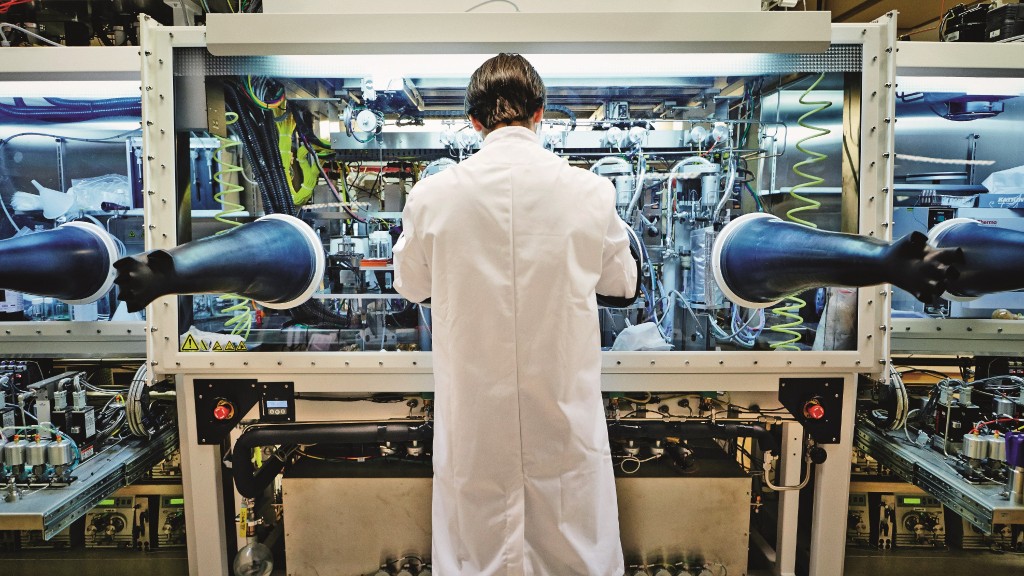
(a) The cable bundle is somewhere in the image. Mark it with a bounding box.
[223,83,295,216]
[0,97,140,121]
[223,81,347,328]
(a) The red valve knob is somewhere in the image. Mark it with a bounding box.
[803,400,825,420]
[213,402,235,421]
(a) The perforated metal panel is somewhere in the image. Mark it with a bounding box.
[174,45,863,78]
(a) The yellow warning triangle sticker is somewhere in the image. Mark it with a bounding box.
[224,341,236,352]
[200,340,209,351]
[212,341,223,351]
[237,341,247,351]
[180,334,200,352]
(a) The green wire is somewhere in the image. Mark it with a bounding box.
[745,182,763,212]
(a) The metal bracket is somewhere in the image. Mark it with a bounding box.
[206,79,227,138]
[194,379,294,444]
[778,377,844,444]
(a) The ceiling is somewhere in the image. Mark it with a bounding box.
[791,1,987,41]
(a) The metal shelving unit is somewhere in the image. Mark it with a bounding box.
[0,46,145,357]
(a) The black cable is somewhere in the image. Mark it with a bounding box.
[224,82,349,329]
[895,367,956,381]
[290,106,331,149]
[231,422,433,497]
[225,84,282,213]
[0,101,140,121]
[296,131,364,222]
[237,87,290,213]
[0,128,141,152]
[842,90,861,194]
[736,168,757,184]
[254,102,293,214]
[544,104,577,130]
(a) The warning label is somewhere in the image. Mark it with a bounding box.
[179,328,248,352]
[180,334,200,352]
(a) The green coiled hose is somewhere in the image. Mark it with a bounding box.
[771,72,831,351]
[213,111,254,340]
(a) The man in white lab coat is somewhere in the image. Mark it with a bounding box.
[393,53,639,576]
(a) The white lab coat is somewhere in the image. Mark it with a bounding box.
[394,126,637,576]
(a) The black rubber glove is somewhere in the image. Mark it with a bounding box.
[597,222,644,308]
[114,217,320,312]
[929,219,1024,298]
[882,231,963,303]
[717,214,962,306]
[0,223,113,302]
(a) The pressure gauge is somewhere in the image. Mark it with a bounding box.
[628,126,648,146]
[543,129,564,150]
[356,109,379,133]
[456,129,481,149]
[603,127,625,148]
[689,125,709,146]
[711,121,730,144]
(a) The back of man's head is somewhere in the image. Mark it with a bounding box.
[465,53,546,131]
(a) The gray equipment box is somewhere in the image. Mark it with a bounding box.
[282,454,751,575]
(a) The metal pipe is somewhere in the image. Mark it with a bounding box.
[231,418,782,497]
[56,137,67,193]
[1011,466,1024,505]
[230,421,433,498]
[942,389,954,457]
[606,420,779,455]
[713,158,738,221]
[966,134,979,185]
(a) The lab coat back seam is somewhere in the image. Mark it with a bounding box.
[506,162,528,575]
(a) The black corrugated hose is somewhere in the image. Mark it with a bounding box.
[230,422,433,497]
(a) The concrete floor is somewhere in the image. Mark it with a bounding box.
[0,547,1022,575]
[0,549,188,576]
[844,547,1024,574]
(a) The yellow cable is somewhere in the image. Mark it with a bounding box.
[276,113,317,205]
[212,111,253,340]
[277,112,297,190]
[295,149,319,204]
[771,73,830,352]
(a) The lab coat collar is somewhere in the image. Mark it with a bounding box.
[482,125,540,147]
